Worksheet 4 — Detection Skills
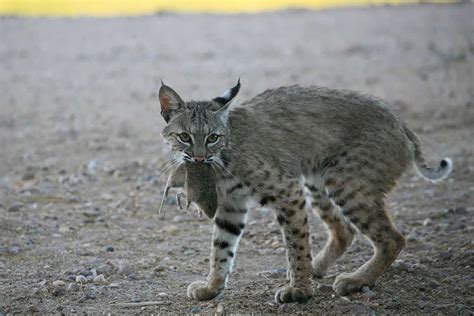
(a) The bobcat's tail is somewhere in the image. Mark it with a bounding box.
[403,125,452,182]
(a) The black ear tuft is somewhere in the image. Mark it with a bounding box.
[212,78,241,106]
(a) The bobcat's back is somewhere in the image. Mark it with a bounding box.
[227,85,412,186]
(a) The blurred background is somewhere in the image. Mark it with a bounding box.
[1,0,473,314]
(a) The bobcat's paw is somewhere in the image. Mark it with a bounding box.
[275,285,313,304]
[187,281,222,301]
[333,273,373,296]
[311,259,328,279]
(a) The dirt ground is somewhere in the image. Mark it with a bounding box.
[1,3,473,314]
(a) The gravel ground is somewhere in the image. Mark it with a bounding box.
[1,3,473,314]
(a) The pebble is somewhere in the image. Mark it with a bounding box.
[97,263,113,275]
[67,283,80,292]
[7,203,23,213]
[87,159,101,174]
[445,207,468,216]
[317,283,334,293]
[52,287,65,297]
[428,279,440,288]
[392,260,413,273]
[439,251,452,260]
[406,232,418,242]
[38,280,48,287]
[22,171,35,181]
[76,275,87,283]
[172,215,190,223]
[52,280,66,287]
[118,262,132,276]
[161,225,179,235]
[362,286,376,299]
[79,269,93,277]
[93,274,108,285]
[190,306,202,314]
[82,208,101,218]
[106,246,114,252]
[216,302,224,314]
[8,246,20,255]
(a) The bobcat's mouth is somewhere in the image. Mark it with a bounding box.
[182,152,215,164]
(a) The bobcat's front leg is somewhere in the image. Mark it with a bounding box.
[187,180,247,301]
[273,181,314,303]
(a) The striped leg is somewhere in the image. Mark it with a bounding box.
[273,180,314,303]
[187,181,248,301]
[305,179,355,278]
[334,198,405,295]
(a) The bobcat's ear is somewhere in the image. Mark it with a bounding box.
[159,82,185,123]
[211,78,241,112]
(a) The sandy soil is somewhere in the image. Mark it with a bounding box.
[1,3,473,314]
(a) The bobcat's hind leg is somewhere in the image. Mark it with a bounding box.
[333,197,405,296]
[306,179,355,278]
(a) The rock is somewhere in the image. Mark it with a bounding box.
[97,263,113,275]
[52,280,66,287]
[76,275,87,283]
[93,274,108,285]
[82,208,101,218]
[8,246,20,255]
[392,260,413,272]
[87,159,101,174]
[118,262,132,276]
[406,232,418,242]
[161,225,179,235]
[422,218,432,226]
[216,302,224,314]
[38,280,48,287]
[428,279,440,288]
[362,286,376,299]
[65,275,77,282]
[22,171,35,181]
[190,306,202,314]
[445,207,468,216]
[106,246,114,252]
[7,203,23,212]
[52,287,65,297]
[79,269,93,277]
[58,225,70,233]
[338,296,351,304]
[317,283,334,293]
[439,251,452,260]
[172,215,190,223]
[67,283,80,292]
[154,265,166,273]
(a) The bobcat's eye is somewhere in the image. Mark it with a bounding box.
[206,133,219,144]
[178,132,191,143]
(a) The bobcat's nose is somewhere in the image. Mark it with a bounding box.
[194,156,205,163]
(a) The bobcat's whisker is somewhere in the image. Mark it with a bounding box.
[158,158,177,174]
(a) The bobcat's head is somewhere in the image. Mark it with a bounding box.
[159,80,240,166]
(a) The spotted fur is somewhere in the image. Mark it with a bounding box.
[159,82,452,303]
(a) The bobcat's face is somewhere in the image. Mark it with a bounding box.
[162,101,229,164]
[159,80,240,165]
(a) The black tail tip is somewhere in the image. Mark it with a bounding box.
[440,159,448,168]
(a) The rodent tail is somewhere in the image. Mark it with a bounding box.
[403,125,452,181]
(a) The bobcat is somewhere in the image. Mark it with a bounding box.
[158,80,452,303]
